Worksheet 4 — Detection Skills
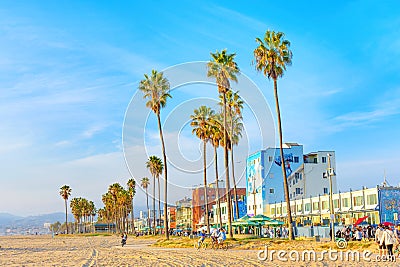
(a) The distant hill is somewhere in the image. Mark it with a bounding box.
[0,212,72,228]
[0,213,23,226]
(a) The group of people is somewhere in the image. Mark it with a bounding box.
[197,227,227,247]
[336,225,376,241]
[375,223,400,261]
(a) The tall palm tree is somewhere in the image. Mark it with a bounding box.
[207,49,239,238]
[209,113,223,227]
[127,178,136,233]
[146,155,163,234]
[190,106,215,233]
[141,177,150,229]
[139,70,171,239]
[221,90,244,220]
[253,30,294,240]
[59,185,71,234]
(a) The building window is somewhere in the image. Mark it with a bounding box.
[322,172,326,179]
[367,194,377,205]
[323,188,328,194]
[296,188,301,194]
[342,198,349,208]
[249,205,251,211]
[322,157,327,163]
[353,196,363,206]
[200,196,204,201]
[268,156,273,162]
[271,208,275,214]
[290,193,292,199]
[269,188,275,194]
[314,158,318,163]
[334,199,339,208]
[304,203,311,212]
[300,188,303,194]
[299,173,302,180]
[313,202,319,210]
[297,204,302,212]
[322,201,328,210]
[294,156,299,163]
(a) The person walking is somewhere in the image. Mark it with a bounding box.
[375,223,386,259]
[380,225,397,261]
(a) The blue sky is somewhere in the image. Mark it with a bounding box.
[1,1,400,216]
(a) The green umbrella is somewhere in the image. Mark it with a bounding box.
[248,214,273,222]
[232,220,259,226]
[262,219,284,226]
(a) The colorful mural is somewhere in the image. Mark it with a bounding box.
[274,153,294,176]
[378,187,400,224]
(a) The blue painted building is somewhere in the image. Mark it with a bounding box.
[246,143,304,216]
[378,186,400,224]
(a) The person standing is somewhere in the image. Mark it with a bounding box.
[380,225,397,261]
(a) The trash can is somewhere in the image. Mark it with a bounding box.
[189,234,194,239]
[315,235,320,242]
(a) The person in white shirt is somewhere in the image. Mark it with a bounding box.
[375,224,386,258]
[380,225,397,261]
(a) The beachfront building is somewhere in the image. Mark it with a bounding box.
[175,197,192,230]
[166,206,176,230]
[266,185,400,227]
[192,182,246,229]
[288,151,337,200]
[246,143,337,216]
[211,199,247,225]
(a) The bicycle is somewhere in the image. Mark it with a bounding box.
[194,239,207,250]
[212,240,228,251]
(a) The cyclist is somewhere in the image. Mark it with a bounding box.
[217,228,226,246]
[197,229,206,247]
[211,228,219,244]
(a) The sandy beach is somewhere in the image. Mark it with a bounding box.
[1,235,399,266]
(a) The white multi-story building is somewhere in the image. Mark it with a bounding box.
[287,151,337,200]
[246,143,337,216]
[267,186,384,226]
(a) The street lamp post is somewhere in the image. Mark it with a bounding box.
[252,175,257,216]
[327,153,335,242]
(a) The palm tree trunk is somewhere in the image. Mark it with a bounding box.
[158,177,161,232]
[156,113,169,240]
[131,199,134,234]
[64,199,68,234]
[214,146,222,227]
[153,175,156,235]
[146,188,150,229]
[273,79,294,240]
[203,140,210,233]
[223,94,233,238]
[230,122,239,220]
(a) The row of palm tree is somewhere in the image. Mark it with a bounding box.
[70,197,96,233]
[137,29,294,239]
[58,29,293,240]
[100,180,137,233]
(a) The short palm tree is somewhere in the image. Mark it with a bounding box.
[140,177,150,228]
[253,30,294,240]
[127,178,136,233]
[207,49,239,238]
[190,106,215,233]
[59,185,71,234]
[139,70,171,239]
[146,155,163,234]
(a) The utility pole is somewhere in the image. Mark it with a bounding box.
[327,153,335,242]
